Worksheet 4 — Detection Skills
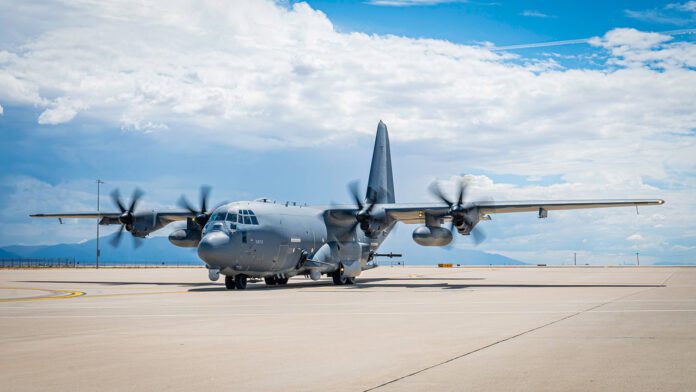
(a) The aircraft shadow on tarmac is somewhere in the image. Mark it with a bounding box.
[187,277,666,292]
[20,278,665,292]
[21,277,665,292]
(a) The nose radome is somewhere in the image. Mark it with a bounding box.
[197,231,230,265]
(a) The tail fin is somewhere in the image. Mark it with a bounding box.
[366,121,395,204]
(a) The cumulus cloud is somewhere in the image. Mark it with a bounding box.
[0,1,693,155]
[626,233,646,241]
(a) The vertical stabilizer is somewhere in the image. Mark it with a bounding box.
[366,121,395,204]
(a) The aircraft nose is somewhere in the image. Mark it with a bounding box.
[197,231,229,266]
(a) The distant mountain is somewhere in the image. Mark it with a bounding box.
[395,245,526,266]
[0,248,19,258]
[1,233,525,266]
[1,234,200,263]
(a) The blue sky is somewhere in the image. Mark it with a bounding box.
[0,0,695,264]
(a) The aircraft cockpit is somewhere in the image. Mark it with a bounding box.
[202,208,260,235]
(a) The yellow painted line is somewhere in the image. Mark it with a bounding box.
[0,287,85,302]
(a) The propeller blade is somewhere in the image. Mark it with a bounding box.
[471,226,486,246]
[128,188,144,213]
[456,178,468,206]
[111,189,126,213]
[347,181,364,210]
[110,224,125,247]
[132,236,144,249]
[428,181,453,207]
[200,185,211,214]
[177,195,198,214]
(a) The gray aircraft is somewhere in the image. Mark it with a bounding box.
[32,121,664,290]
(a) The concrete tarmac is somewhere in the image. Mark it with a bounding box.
[1,266,695,391]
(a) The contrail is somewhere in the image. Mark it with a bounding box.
[490,28,696,51]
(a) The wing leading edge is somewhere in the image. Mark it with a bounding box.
[30,211,193,224]
[385,199,665,224]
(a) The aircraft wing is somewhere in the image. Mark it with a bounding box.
[385,199,665,224]
[30,211,193,224]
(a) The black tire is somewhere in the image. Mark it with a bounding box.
[225,275,235,290]
[234,275,247,290]
[345,277,356,285]
[276,277,289,285]
[264,276,277,286]
[331,270,347,285]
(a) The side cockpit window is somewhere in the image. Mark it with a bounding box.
[238,209,260,225]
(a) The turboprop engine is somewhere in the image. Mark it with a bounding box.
[412,226,453,247]
[168,217,202,248]
[168,228,201,248]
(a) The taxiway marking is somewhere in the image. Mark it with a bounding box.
[0,287,84,302]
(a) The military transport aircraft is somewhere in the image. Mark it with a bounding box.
[31,121,664,290]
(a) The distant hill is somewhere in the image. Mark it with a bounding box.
[1,233,525,266]
[395,245,526,266]
[0,248,19,258]
[1,234,200,263]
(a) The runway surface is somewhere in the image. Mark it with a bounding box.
[1,266,695,391]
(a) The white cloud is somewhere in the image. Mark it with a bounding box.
[0,103,3,116]
[626,2,696,25]
[626,233,646,241]
[667,1,696,12]
[367,0,466,6]
[521,10,552,18]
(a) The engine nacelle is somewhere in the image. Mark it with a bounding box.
[412,226,453,247]
[168,228,201,248]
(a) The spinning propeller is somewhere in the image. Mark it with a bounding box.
[429,178,487,245]
[348,181,377,236]
[177,185,214,228]
[110,188,145,248]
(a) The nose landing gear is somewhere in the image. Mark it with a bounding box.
[224,275,248,290]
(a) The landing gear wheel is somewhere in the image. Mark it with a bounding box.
[332,270,347,285]
[264,276,277,286]
[225,275,235,290]
[276,277,289,285]
[234,275,248,290]
[345,277,356,285]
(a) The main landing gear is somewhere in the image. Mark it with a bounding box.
[225,275,248,290]
[264,276,289,286]
[331,270,355,286]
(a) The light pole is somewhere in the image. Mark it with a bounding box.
[96,179,104,269]
[636,252,640,267]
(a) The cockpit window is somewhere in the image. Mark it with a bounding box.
[237,209,260,225]
[212,212,225,221]
[226,213,238,223]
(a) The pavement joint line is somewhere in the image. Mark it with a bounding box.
[5,308,696,319]
[84,291,189,299]
[363,286,656,392]
[0,287,85,302]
